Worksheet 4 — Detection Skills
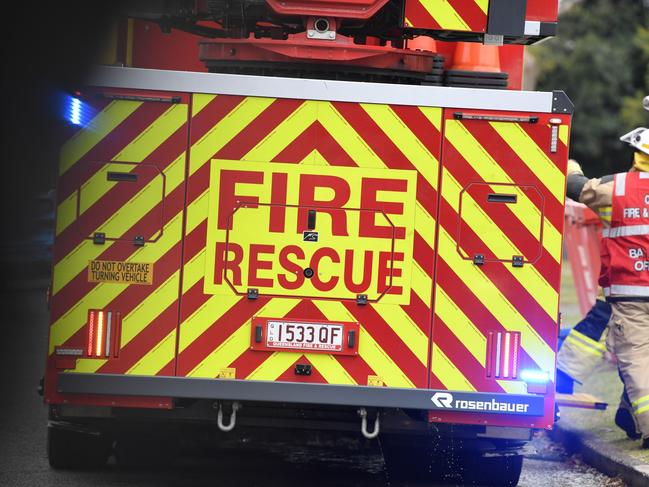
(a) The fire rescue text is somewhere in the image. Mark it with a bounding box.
[204,160,417,303]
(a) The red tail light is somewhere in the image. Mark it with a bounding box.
[86,309,120,358]
[486,331,521,379]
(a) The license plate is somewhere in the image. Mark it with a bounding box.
[250,317,359,355]
[267,321,343,351]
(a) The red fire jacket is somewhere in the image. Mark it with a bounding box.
[599,172,649,297]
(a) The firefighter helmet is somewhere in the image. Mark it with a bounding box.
[620,127,649,156]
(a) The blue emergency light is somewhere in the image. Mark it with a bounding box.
[62,94,94,127]
[519,369,550,384]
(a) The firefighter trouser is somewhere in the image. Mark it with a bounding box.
[607,301,649,438]
[557,300,611,383]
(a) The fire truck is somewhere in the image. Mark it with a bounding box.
[44,1,572,484]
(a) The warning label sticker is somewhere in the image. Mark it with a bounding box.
[88,260,154,285]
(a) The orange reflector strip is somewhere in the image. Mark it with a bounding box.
[486,330,521,380]
[512,332,519,378]
[87,311,96,356]
[96,311,105,357]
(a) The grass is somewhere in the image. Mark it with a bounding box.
[559,256,649,463]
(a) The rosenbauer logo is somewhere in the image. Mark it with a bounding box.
[430,392,543,416]
[203,160,417,304]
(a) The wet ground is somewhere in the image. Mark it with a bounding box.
[0,288,626,487]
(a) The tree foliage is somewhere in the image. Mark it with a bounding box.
[531,0,649,176]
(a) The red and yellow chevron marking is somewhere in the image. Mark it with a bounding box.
[172,94,441,388]
[47,84,570,429]
[46,90,191,401]
[405,0,489,32]
[430,111,569,407]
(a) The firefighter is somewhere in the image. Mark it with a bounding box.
[555,292,641,439]
[566,120,649,447]
[556,294,611,395]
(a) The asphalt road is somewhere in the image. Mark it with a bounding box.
[0,288,624,487]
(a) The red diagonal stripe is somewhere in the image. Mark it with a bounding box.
[434,255,546,372]
[189,95,245,146]
[471,121,565,231]
[432,317,505,393]
[268,121,357,167]
[405,0,440,28]
[442,144,560,287]
[438,197,557,337]
[54,237,181,349]
[413,232,435,276]
[330,102,438,217]
[178,225,212,324]
[401,290,432,335]
[54,119,188,262]
[343,302,427,387]
[216,98,306,160]
[271,123,319,163]
[54,168,159,261]
[448,0,487,31]
[517,118,570,173]
[97,300,179,375]
[391,105,442,157]
[58,101,173,202]
[50,184,185,321]
[176,297,269,376]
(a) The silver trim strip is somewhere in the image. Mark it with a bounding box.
[57,373,545,415]
[615,173,627,196]
[602,225,649,238]
[87,66,556,113]
[604,285,649,297]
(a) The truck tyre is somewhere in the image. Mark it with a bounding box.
[457,453,524,487]
[47,425,112,469]
[115,433,178,468]
[380,435,444,482]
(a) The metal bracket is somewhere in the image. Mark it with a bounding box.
[93,232,105,245]
[552,91,574,114]
[356,294,368,305]
[473,254,485,266]
[307,17,336,40]
[247,288,259,300]
[484,34,504,46]
[512,256,524,268]
[133,236,145,247]
[295,364,312,376]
